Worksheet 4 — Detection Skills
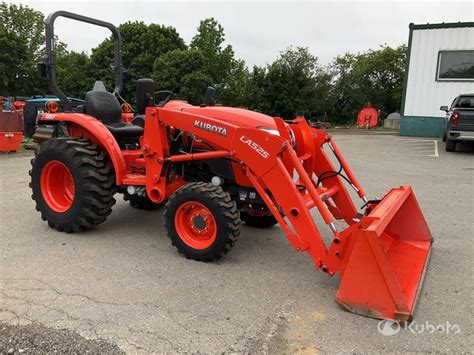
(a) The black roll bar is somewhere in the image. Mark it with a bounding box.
[41,11,124,108]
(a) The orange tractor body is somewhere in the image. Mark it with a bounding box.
[29,11,433,322]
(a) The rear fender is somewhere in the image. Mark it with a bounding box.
[39,112,126,184]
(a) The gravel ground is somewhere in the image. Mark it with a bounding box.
[0,322,123,354]
[1,134,473,353]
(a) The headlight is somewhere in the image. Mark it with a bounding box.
[257,126,280,136]
[257,126,296,148]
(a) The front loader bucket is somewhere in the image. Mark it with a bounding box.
[335,186,433,322]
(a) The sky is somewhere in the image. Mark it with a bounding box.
[16,0,474,67]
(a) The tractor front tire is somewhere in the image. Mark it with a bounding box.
[30,138,116,233]
[164,182,240,261]
[241,211,278,228]
[123,192,162,210]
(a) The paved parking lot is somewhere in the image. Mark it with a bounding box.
[1,133,473,353]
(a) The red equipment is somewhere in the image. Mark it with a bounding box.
[0,96,26,116]
[357,102,380,129]
[0,111,23,152]
[28,11,433,322]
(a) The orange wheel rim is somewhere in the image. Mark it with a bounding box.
[174,201,217,249]
[40,160,75,212]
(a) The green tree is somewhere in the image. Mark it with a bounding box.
[0,2,47,95]
[190,18,234,87]
[89,21,186,99]
[56,50,93,98]
[153,18,239,105]
[243,66,269,113]
[0,2,44,56]
[0,26,29,95]
[153,49,212,104]
[217,59,251,107]
[330,45,407,123]
[258,47,331,119]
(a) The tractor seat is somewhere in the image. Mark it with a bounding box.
[85,91,143,138]
[106,121,145,137]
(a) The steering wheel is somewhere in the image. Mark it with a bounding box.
[155,90,174,107]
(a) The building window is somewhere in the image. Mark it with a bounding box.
[437,50,474,81]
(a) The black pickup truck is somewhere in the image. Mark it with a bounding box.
[440,94,474,152]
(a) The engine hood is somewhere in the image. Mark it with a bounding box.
[164,101,278,130]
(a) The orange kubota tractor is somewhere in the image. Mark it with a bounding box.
[29,11,433,322]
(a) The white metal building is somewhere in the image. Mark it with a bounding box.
[400,22,474,137]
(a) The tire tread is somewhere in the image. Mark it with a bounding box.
[30,138,116,232]
[163,182,240,261]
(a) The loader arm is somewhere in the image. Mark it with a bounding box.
[145,107,433,322]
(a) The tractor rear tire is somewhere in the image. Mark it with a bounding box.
[241,212,278,228]
[445,139,456,152]
[123,192,162,210]
[164,182,240,261]
[29,138,116,233]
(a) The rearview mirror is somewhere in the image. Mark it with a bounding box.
[440,105,449,112]
[37,63,47,79]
